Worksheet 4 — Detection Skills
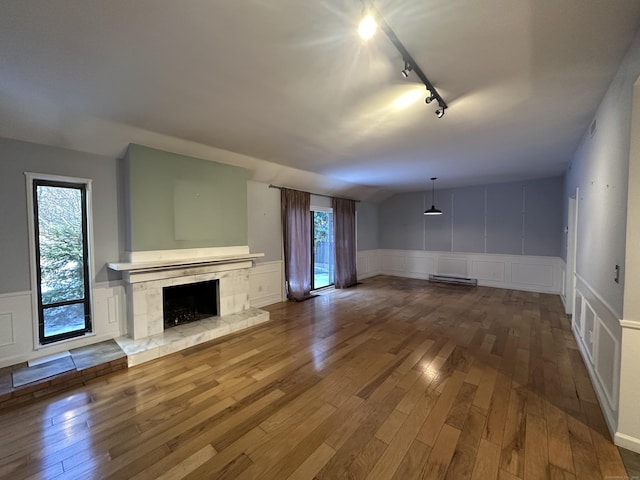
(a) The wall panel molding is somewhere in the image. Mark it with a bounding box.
[250,261,284,308]
[0,312,15,347]
[0,284,127,368]
[371,249,562,294]
[357,250,382,279]
[572,274,622,437]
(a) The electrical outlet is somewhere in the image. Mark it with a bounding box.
[614,265,620,284]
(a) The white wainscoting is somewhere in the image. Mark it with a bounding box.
[357,250,382,280]
[0,291,32,368]
[368,250,562,294]
[572,274,621,437]
[0,283,127,368]
[249,261,284,308]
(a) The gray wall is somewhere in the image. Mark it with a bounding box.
[356,201,379,251]
[247,181,282,262]
[563,30,640,316]
[124,144,248,251]
[380,177,563,257]
[0,137,123,293]
[246,183,380,257]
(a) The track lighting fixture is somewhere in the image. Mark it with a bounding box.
[424,177,443,216]
[358,2,448,118]
[401,60,412,78]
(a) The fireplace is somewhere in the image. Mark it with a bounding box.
[109,246,264,340]
[163,280,219,329]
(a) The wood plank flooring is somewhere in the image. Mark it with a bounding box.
[0,276,629,479]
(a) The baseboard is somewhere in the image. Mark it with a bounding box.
[250,293,283,308]
[614,432,640,454]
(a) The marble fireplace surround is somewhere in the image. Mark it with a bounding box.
[108,246,269,365]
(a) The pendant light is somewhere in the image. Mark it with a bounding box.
[424,177,443,215]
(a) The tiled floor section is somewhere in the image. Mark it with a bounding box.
[0,339,127,410]
[71,339,128,370]
[12,355,76,387]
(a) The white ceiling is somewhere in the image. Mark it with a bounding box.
[2,1,640,200]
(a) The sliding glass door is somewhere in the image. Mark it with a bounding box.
[311,210,334,289]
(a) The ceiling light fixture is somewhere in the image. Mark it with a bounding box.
[358,2,448,118]
[424,177,443,215]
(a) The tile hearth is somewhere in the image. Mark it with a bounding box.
[115,307,269,366]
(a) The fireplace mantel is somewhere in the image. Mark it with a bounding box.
[108,246,264,284]
[108,252,264,275]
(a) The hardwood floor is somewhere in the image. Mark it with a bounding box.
[0,276,629,479]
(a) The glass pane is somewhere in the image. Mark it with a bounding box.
[43,303,86,337]
[313,211,334,289]
[37,185,85,305]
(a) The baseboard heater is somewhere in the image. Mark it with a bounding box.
[429,274,478,286]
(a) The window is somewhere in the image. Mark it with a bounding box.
[28,175,93,344]
[311,210,334,289]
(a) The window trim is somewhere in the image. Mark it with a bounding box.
[25,172,96,349]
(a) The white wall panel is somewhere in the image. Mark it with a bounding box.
[596,320,620,410]
[573,274,622,437]
[408,255,434,275]
[438,256,468,277]
[357,250,382,280]
[471,260,505,282]
[249,261,283,308]
[0,312,14,347]
[511,262,554,287]
[382,253,406,272]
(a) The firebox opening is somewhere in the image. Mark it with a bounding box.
[162,280,219,329]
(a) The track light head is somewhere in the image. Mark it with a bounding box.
[425,94,435,104]
[435,106,446,118]
[401,60,412,78]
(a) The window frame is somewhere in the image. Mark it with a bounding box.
[25,172,96,348]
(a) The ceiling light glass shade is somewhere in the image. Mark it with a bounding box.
[358,15,377,40]
[424,206,443,215]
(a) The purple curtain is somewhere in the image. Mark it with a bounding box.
[281,188,312,301]
[332,197,357,289]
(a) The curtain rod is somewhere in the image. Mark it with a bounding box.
[268,184,360,202]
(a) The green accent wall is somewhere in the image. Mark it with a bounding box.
[124,144,248,251]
